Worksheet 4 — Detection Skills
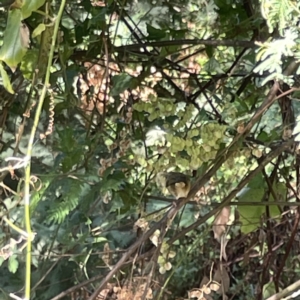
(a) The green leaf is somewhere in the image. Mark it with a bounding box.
[0,9,28,69]
[0,256,4,267]
[21,0,46,19]
[8,255,19,274]
[88,7,107,29]
[30,177,51,214]
[168,28,187,40]
[269,182,286,217]
[263,282,277,299]
[0,62,14,94]
[205,45,214,58]
[46,178,85,223]
[237,174,265,233]
[237,174,284,233]
[146,24,166,40]
[203,57,224,74]
[57,127,79,152]
[111,73,139,96]
[257,131,269,142]
[101,178,122,192]
[32,23,46,38]
[20,49,39,79]
[238,204,264,234]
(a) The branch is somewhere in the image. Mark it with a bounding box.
[145,195,300,207]
[116,39,258,52]
[87,215,169,299]
[168,138,295,244]
[266,280,300,300]
[87,79,292,299]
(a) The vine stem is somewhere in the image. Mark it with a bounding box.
[23,1,66,299]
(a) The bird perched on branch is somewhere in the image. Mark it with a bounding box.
[156,172,191,199]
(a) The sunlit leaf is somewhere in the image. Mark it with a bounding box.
[8,255,19,274]
[0,62,14,94]
[20,49,39,79]
[0,9,28,69]
[237,174,283,233]
[21,0,46,19]
[32,23,46,38]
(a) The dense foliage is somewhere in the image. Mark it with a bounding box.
[1,0,300,299]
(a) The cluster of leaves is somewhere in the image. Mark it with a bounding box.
[0,0,300,299]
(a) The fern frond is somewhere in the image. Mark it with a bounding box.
[261,0,297,34]
[46,178,85,223]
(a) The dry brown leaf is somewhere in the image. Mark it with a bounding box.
[20,23,30,49]
[113,286,121,293]
[116,286,134,300]
[212,206,231,242]
[199,276,210,288]
[213,265,230,295]
[258,229,266,255]
[210,283,220,292]
[134,218,150,232]
[188,289,203,299]
[133,283,153,300]
[220,234,229,261]
[237,122,245,133]
[102,242,112,267]
[203,286,211,294]
[97,288,110,299]
[190,268,223,299]
[252,148,263,158]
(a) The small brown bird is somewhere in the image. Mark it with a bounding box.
[156,172,191,199]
